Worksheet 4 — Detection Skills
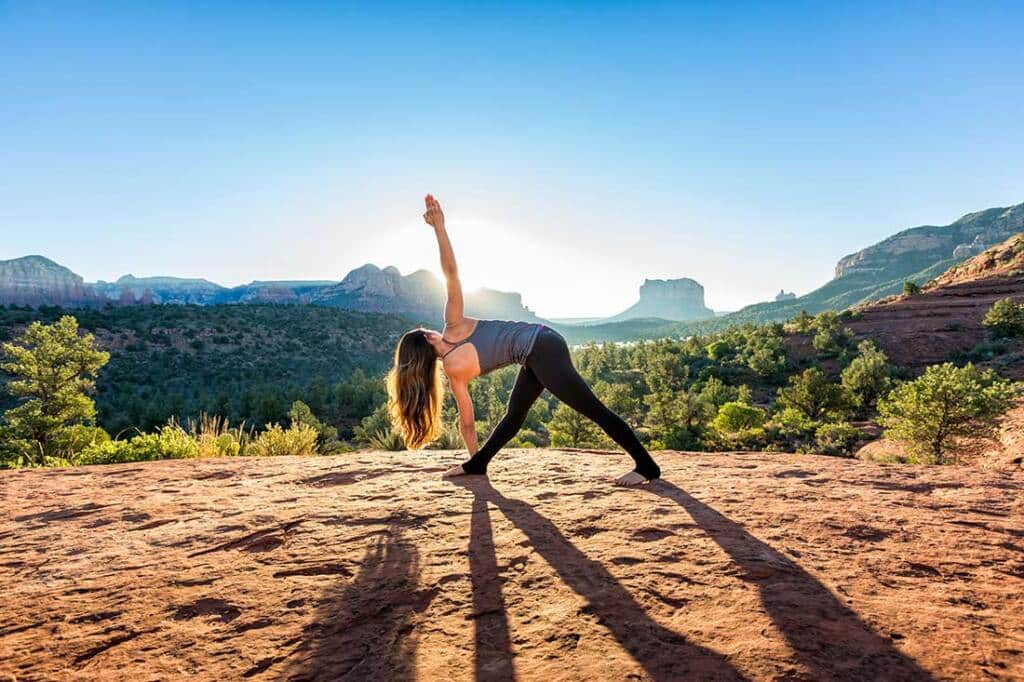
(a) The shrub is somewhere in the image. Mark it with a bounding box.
[367,427,406,451]
[878,363,1017,463]
[712,401,766,433]
[248,423,319,457]
[841,340,893,412]
[813,422,862,457]
[903,281,921,296]
[777,368,848,421]
[983,298,1024,338]
[773,406,818,438]
[78,425,200,465]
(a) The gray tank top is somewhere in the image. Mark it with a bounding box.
[442,319,544,375]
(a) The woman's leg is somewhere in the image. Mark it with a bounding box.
[462,365,544,475]
[528,330,661,480]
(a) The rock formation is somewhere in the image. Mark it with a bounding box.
[313,264,544,323]
[607,277,714,322]
[845,232,1024,377]
[724,201,1024,325]
[0,255,102,307]
[93,275,226,305]
[2,449,1019,680]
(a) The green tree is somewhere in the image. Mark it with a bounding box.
[983,298,1024,338]
[548,402,605,448]
[711,401,766,433]
[878,363,1017,463]
[776,367,847,421]
[0,316,110,466]
[841,340,893,412]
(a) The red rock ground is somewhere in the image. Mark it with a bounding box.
[1,449,1022,681]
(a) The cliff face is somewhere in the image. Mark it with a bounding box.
[835,203,1024,280]
[313,264,544,323]
[93,275,225,305]
[0,256,101,307]
[607,277,714,322]
[846,232,1024,377]
[722,201,1024,326]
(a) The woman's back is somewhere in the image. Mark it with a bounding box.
[445,319,543,375]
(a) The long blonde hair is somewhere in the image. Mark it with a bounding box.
[386,329,444,449]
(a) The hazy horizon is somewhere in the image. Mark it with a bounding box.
[3,2,1022,317]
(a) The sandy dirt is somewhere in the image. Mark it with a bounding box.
[1,449,1022,681]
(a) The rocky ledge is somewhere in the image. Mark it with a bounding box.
[1,449,1021,680]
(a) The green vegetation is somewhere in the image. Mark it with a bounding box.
[983,298,1024,338]
[0,316,109,466]
[902,281,922,296]
[0,304,408,437]
[2,303,1019,468]
[878,363,1018,463]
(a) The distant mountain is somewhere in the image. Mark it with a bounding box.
[311,264,544,323]
[0,255,103,307]
[0,257,543,324]
[605,277,714,323]
[723,201,1024,324]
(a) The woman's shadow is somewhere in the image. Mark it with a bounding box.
[643,480,933,681]
[451,477,746,681]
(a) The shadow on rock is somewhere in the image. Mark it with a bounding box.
[452,477,745,681]
[647,480,934,681]
[283,516,436,681]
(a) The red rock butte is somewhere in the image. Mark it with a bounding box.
[1,449,1021,680]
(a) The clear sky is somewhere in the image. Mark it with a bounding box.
[2,2,1022,317]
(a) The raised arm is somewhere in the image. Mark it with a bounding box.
[423,194,464,326]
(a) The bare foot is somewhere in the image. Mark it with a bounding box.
[614,471,650,487]
[442,463,470,478]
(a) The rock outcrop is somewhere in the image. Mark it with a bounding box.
[93,275,226,305]
[846,232,1024,377]
[313,264,544,323]
[2,449,1019,680]
[607,277,714,322]
[724,201,1024,325]
[0,255,102,307]
[834,203,1024,280]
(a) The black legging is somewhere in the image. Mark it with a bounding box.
[461,327,661,479]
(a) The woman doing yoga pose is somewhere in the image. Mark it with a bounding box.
[386,195,661,486]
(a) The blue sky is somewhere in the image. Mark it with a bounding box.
[2,1,1022,317]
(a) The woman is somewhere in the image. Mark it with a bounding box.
[386,194,661,487]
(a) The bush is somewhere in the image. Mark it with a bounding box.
[878,363,1018,463]
[841,340,893,412]
[777,368,848,421]
[813,422,862,457]
[78,425,200,465]
[983,298,1024,338]
[773,406,818,437]
[367,427,406,451]
[903,281,921,296]
[712,401,766,433]
[248,423,319,457]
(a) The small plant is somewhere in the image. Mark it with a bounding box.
[248,422,319,457]
[903,281,921,296]
[813,422,862,457]
[367,427,407,451]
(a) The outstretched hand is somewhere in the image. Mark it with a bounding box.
[423,193,445,230]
